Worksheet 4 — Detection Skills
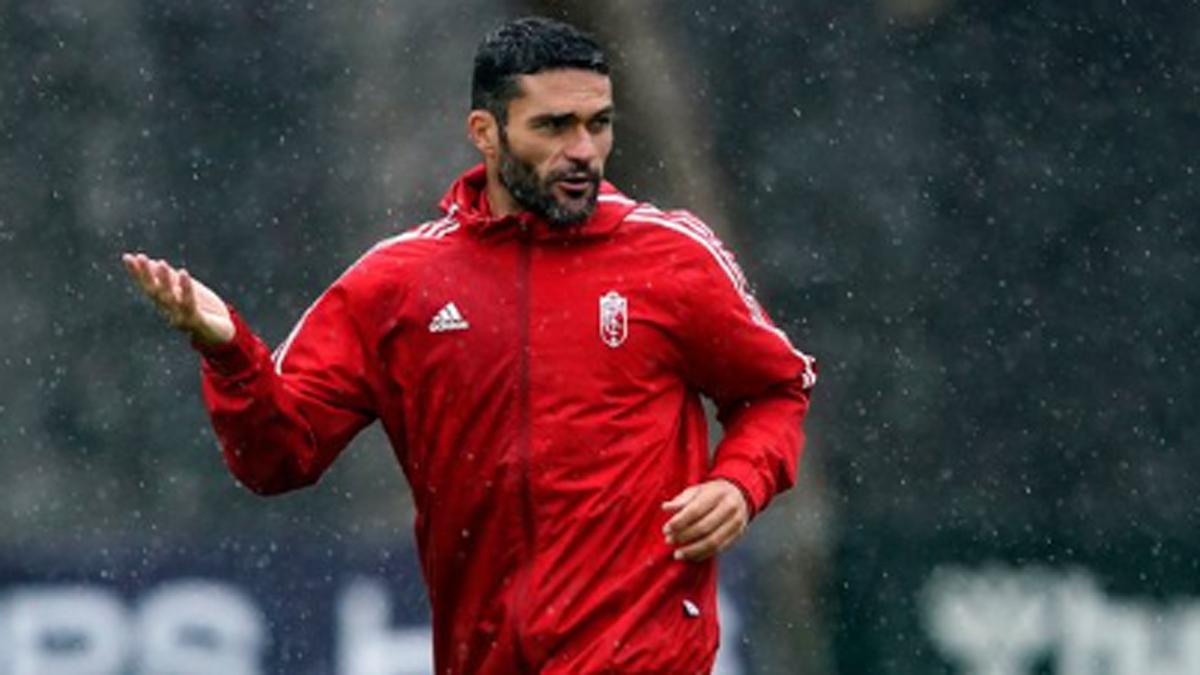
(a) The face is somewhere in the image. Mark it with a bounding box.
[496,69,614,226]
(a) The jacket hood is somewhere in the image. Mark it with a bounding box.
[438,164,639,242]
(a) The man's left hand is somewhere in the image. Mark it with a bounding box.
[661,479,749,562]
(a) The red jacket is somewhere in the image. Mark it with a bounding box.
[196,165,817,674]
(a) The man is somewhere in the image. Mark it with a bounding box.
[122,16,816,674]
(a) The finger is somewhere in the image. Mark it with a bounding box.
[662,486,699,512]
[121,254,143,285]
[663,491,719,542]
[138,256,161,294]
[140,258,167,303]
[133,253,152,280]
[152,260,177,305]
[149,261,183,325]
[674,517,744,562]
[137,258,166,303]
[127,254,155,294]
[166,265,186,305]
[153,258,171,289]
[146,258,169,299]
[179,268,197,315]
[670,501,733,546]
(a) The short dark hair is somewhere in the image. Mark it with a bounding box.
[471,17,610,124]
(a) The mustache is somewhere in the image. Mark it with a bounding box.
[546,163,601,184]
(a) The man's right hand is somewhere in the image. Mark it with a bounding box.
[121,252,235,347]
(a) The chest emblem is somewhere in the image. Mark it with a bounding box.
[599,290,628,348]
[429,301,470,333]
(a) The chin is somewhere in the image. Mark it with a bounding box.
[546,203,596,227]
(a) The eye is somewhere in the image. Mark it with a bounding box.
[535,117,572,133]
[588,116,613,133]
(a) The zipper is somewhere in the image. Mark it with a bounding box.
[512,235,537,669]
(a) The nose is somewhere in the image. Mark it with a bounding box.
[562,125,598,164]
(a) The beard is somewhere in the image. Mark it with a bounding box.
[498,132,601,228]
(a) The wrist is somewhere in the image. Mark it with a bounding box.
[191,321,235,347]
[712,478,753,520]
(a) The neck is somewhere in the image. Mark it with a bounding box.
[485,162,521,218]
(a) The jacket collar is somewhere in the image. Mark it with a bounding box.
[438,164,638,242]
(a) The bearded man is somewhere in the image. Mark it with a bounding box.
[122,16,817,674]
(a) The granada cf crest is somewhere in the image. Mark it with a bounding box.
[599,290,628,348]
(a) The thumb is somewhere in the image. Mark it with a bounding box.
[662,485,700,512]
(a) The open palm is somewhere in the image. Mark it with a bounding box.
[121,252,234,346]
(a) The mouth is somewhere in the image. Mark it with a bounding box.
[553,175,597,201]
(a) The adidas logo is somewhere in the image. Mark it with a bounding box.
[429,302,469,333]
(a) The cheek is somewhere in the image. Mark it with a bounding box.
[509,130,549,156]
[595,132,615,166]
[511,137,558,172]
[537,149,569,178]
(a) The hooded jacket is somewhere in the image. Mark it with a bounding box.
[195,164,817,674]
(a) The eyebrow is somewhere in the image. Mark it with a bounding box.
[529,106,615,126]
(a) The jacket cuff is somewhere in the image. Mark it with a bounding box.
[192,305,258,377]
[707,455,769,519]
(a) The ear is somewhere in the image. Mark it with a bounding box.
[467,110,501,159]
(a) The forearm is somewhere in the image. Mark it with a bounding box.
[201,373,329,496]
[706,379,810,517]
[195,306,366,495]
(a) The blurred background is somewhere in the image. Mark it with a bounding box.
[2,0,1198,673]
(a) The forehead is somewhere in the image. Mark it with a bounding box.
[509,69,612,117]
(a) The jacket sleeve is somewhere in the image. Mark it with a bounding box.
[670,211,818,517]
[192,280,378,495]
